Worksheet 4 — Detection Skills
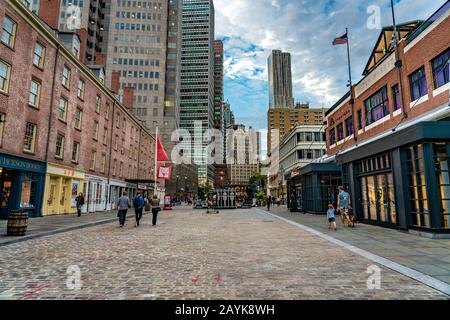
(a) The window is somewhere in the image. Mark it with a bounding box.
[58,97,68,121]
[105,102,110,119]
[116,112,120,128]
[114,135,118,150]
[113,159,117,176]
[365,86,389,125]
[90,151,96,170]
[77,79,85,99]
[95,95,101,113]
[75,107,82,130]
[392,84,401,111]
[357,110,363,130]
[55,134,65,158]
[62,66,71,88]
[103,128,108,145]
[33,42,45,68]
[329,128,336,145]
[1,16,17,48]
[409,67,428,101]
[23,123,36,153]
[100,154,106,173]
[119,162,123,177]
[434,142,450,228]
[20,174,38,208]
[337,123,344,141]
[72,142,79,162]
[431,48,449,89]
[93,121,99,140]
[0,113,5,146]
[0,60,11,93]
[345,117,354,136]
[28,79,41,108]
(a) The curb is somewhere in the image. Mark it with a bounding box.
[0,217,118,247]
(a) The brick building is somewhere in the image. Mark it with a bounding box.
[319,2,450,235]
[0,0,155,218]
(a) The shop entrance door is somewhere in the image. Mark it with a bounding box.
[360,172,397,227]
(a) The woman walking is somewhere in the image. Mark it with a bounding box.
[151,195,161,226]
[75,193,85,217]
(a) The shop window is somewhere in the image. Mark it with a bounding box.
[20,175,37,208]
[23,122,37,153]
[0,59,11,94]
[33,42,45,68]
[405,144,430,228]
[431,48,449,89]
[409,67,427,101]
[365,86,389,125]
[62,65,71,89]
[1,180,12,208]
[1,16,17,48]
[434,142,450,229]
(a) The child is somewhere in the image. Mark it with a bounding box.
[327,203,337,231]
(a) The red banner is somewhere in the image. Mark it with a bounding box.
[157,165,172,180]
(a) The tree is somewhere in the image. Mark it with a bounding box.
[249,172,267,190]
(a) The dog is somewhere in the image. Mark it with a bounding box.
[339,208,357,228]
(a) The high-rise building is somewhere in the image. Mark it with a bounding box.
[37,0,104,64]
[229,125,259,186]
[268,50,294,109]
[213,40,224,130]
[222,101,234,164]
[179,0,215,186]
[267,103,327,153]
[104,1,168,133]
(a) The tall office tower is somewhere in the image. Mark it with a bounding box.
[104,1,168,132]
[268,50,294,109]
[179,0,215,186]
[38,0,104,64]
[213,40,224,130]
[222,102,234,164]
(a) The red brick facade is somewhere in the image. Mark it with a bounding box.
[0,0,155,183]
[326,12,450,154]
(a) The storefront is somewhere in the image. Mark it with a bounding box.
[109,179,127,210]
[287,163,342,214]
[84,174,108,213]
[337,121,450,236]
[43,164,85,216]
[0,153,46,219]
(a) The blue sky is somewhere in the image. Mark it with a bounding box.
[214,0,446,153]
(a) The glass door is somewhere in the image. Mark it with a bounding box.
[377,175,388,223]
[361,177,369,220]
[387,173,397,225]
[367,176,377,221]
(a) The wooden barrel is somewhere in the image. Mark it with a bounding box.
[7,210,29,236]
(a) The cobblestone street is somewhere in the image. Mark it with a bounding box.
[0,207,448,300]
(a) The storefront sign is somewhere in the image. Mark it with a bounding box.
[0,154,46,173]
[47,164,85,179]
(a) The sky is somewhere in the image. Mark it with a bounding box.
[214,0,446,154]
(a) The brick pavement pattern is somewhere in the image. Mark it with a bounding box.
[0,208,448,300]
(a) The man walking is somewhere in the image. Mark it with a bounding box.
[133,191,144,227]
[337,186,351,225]
[75,192,85,217]
[117,191,131,228]
[151,195,161,226]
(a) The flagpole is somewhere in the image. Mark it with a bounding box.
[345,27,357,143]
[154,125,158,196]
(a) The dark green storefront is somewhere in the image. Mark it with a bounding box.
[337,121,450,236]
[0,153,46,219]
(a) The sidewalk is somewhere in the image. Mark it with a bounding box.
[0,210,128,246]
[267,206,450,285]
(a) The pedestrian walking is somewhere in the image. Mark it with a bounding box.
[75,193,85,217]
[133,191,145,227]
[337,186,352,226]
[327,203,337,231]
[151,195,161,226]
[117,192,131,228]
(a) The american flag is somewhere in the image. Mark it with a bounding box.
[332,32,348,45]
